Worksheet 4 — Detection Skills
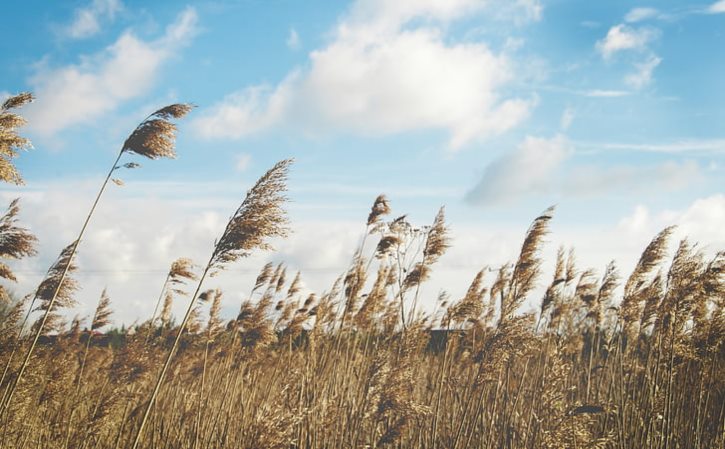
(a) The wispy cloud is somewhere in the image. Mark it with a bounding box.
[625,54,661,88]
[466,136,707,206]
[24,7,198,137]
[235,153,252,172]
[580,139,725,154]
[465,135,572,206]
[624,7,661,23]
[564,160,701,195]
[62,0,123,39]
[560,107,575,130]
[286,28,300,50]
[584,89,631,97]
[596,20,661,89]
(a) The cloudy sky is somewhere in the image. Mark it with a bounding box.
[1,0,724,325]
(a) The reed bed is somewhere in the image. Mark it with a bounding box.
[0,92,722,448]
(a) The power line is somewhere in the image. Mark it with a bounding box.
[9,265,489,275]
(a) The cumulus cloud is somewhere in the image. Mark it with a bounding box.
[596,24,658,59]
[24,7,198,137]
[193,0,535,150]
[62,0,123,39]
[617,195,725,251]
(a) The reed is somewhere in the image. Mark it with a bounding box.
[0,101,721,448]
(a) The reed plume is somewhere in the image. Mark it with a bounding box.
[0,199,38,302]
[355,264,390,330]
[131,159,292,449]
[0,104,192,417]
[368,194,391,227]
[2,241,79,413]
[91,288,113,331]
[449,269,487,326]
[148,257,197,337]
[252,262,274,294]
[501,206,554,324]
[0,92,34,185]
[620,226,675,339]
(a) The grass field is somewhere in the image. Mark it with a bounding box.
[0,93,723,449]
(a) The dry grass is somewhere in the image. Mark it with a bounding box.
[0,195,720,449]
[0,94,722,449]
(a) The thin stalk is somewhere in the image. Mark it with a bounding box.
[0,291,39,389]
[193,339,210,449]
[1,150,123,417]
[144,273,171,344]
[131,257,213,449]
[63,330,94,449]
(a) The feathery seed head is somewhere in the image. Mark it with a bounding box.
[253,262,275,293]
[121,103,194,160]
[0,92,34,184]
[210,159,292,272]
[367,194,391,226]
[35,241,80,313]
[92,288,113,331]
[0,199,38,282]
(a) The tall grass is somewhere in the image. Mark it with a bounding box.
[0,103,193,416]
[0,92,722,449]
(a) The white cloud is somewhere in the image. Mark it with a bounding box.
[596,23,661,89]
[708,1,725,13]
[616,195,725,252]
[193,84,289,139]
[560,107,575,130]
[235,153,251,172]
[286,28,301,50]
[193,0,535,151]
[346,0,486,29]
[24,7,198,137]
[564,160,702,195]
[298,28,532,149]
[624,7,660,23]
[583,139,725,154]
[596,24,658,59]
[466,136,705,206]
[514,0,543,23]
[466,135,572,205]
[584,89,631,97]
[63,0,123,39]
[0,179,367,325]
[3,178,722,326]
[625,54,661,88]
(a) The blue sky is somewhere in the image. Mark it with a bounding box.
[1,0,724,324]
